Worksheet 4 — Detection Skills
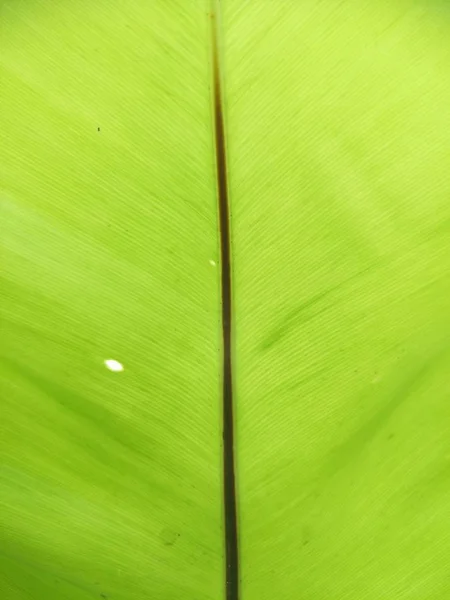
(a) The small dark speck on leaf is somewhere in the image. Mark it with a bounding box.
[100,594,108,599]
[160,528,180,546]
[97,127,101,132]
[302,525,312,546]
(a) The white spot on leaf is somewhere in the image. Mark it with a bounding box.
[104,359,124,372]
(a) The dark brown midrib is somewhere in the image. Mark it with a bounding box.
[210,7,239,600]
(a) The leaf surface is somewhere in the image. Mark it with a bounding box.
[1,1,450,599]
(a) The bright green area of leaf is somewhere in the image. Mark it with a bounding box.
[1,1,450,599]
[1,2,222,599]
[225,2,450,598]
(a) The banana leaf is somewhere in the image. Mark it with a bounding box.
[1,1,450,599]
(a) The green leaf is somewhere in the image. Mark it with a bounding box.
[1,1,450,599]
